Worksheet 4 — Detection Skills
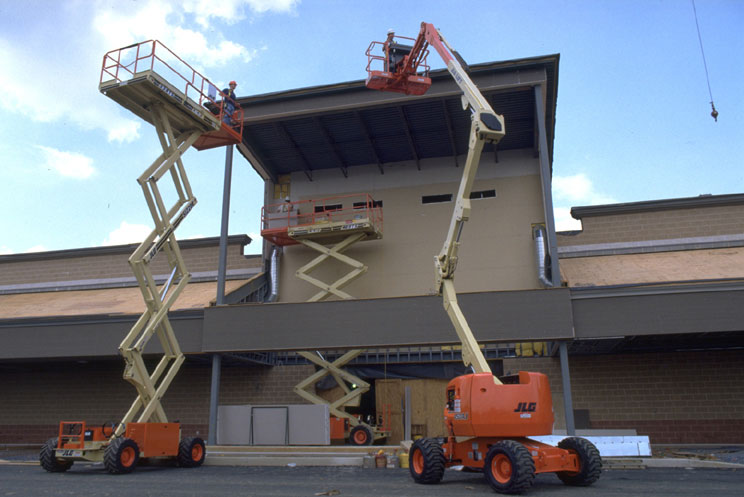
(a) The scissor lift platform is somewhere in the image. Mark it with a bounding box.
[99,41,243,151]
[100,71,219,134]
[261,194,383,247]
[288,218,382,245]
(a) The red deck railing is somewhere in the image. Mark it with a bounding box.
[261,193,383,246]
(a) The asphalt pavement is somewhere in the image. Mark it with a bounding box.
[2,461,744,497]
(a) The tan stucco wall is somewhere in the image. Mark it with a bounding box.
[276,150,547,302]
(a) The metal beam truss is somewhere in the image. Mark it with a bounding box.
[114,105,201,437]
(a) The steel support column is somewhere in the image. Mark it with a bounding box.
[533,84,561,287]
[559,341,576,435]
[208,144,233,445]
[208,353,222,445]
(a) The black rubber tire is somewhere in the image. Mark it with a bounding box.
[39,438,73,473]
[349,425,373,446]
[483,440,536,494]
[409,438,445,484]
[556,437,602,486]
[177,437,206,467]
[104,437,140,474]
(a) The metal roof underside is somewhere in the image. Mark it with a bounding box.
[236,57,557,180]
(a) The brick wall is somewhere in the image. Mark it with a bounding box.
[0,360,314,444]
[505,350,744,443]
[0,242,261,286]
[3,352,742,445]
[558,204,744,246]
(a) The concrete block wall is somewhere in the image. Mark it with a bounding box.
[558,204,744,246]
[0,360,314,444]
[0,242,260,286]
[505,349,744,444]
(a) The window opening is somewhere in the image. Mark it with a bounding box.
[314,203,343,213]
[422,194,453,204]
[353,200,383,209]
[470,189,496,199]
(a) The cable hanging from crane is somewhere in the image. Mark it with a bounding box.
[691,0,718,122]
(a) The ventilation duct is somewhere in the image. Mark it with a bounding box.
[533,224,553,287]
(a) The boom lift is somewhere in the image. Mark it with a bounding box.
[366,23,601,494]
[40,41,243,474]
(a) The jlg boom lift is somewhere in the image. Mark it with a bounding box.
[40,40,243,474]
[366,23,602,494]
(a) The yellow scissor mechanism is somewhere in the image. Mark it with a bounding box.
[261,195,388,444]
[41,40,242,474]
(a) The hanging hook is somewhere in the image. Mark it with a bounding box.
[710,102,718,122]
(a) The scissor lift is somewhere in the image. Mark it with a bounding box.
[261,195,389,444]
[41,40,243,474]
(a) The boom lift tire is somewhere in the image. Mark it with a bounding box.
[39,438,73,473]
[555,437,602,486]
[349,425,373,446]
[483,440,536,494]
[177,437,206,467]
[104,437,140,474]
[409,438,445,484]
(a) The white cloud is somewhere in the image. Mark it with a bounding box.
[0,246,13,255]
[92,0,268,70]
[103,221,152,246]
[552,173,615,232]
[553,206,582,232]
[181,0,300,28]
[246,232,262,253]
[0,0,295,143]
[24,244,48,253]
[553,173,615,205]
[106,120,142,144]
[37,146,95,179]
[0,37,141,144]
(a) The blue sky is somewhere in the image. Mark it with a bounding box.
[0,0,742,256]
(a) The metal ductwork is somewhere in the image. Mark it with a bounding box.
[533,224,553,287]
[266,245,282,302]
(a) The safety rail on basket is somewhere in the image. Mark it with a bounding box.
[365,34,430,76]
[261,193,383,234]
[57,421,86,449]
[99,40,244,134]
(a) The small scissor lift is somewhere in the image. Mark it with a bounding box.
[40,40,243,474]
[261,194,389,444]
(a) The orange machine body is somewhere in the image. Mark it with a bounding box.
[124,422,180,457]
[445,372,554,438]
[442,372,579,474]
[57,421,180,457]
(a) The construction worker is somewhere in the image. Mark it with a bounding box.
[221,80,237,124]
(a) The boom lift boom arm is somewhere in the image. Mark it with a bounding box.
[390,23,506,376]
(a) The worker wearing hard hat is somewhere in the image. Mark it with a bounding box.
[221,80,237,125]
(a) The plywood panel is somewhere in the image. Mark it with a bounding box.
[375,378,449,444]
[375,379,402,444]
[412,379,449,439]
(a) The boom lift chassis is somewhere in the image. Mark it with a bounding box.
[41,40,242,474]
[367,23,601,494]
